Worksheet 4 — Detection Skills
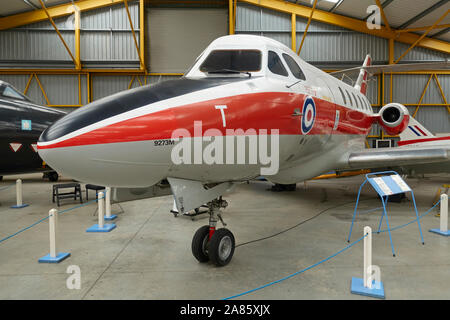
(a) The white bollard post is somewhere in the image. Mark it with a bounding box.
[38,208,70,263]
[16,179,22,207]
[104,187,117,221]
[11,179,28,209]
[430,194,450,236]
[86,190,116,232]
[105,187,111,219]
[49,209,57,258]
[351,225,385,298]
[363,226,372,289]
[98,191,105,229]
[440,194,448,233]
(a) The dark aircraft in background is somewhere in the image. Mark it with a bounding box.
[0,80,65,181]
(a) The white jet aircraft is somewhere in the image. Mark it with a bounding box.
[37,35,449,266]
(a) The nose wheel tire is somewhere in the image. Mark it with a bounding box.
[208,228,235,267]
[192,225,211,263]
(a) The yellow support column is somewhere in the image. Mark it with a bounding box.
[389,38,394,64]
[124,0,145,70]
[74,8,81,70]
[297,0,318,55]
[139,0,145,71]
[229,0,234,35]
[291,13,296,52]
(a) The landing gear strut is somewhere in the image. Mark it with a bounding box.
[191,197,235,266]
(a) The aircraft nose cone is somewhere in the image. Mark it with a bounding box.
[38,77,244,187]
[37,83,182,187]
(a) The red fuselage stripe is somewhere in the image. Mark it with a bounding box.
[38,92,375,150]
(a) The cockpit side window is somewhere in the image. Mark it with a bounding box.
[0,85,27,101]
[282,53,306,80]
[199,50,262,73]
[268,51,288,77]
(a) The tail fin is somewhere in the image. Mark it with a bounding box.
[398,117,435,146]
[354,54,371,95]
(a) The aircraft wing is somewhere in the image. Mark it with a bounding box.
[347,146,450,170]
[330,60,449,78]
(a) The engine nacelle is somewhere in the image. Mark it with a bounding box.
[377,103,409,135]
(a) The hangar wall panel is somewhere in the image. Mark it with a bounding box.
[235,3,388,66]
[382,74,450,134]
[0,73,87,111]
[394,42,449,62]
[0,1,140,67]
[81,3,140,64]
[146,8,228,73]
[92,75,181,101]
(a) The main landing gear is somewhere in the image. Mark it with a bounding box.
[191,197,235,266]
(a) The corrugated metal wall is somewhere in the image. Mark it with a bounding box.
[236,3,389,66]
[0,1,141,67]
[91,74,180,101]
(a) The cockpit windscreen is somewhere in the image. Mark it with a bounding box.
[200,50,262,73]
[0,84,29,101]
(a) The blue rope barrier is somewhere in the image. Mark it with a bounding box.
[0,216,50,244]
[0,196,105,245]
[223,199,442,300]
[378,199,441,234]
[223,234,367,300]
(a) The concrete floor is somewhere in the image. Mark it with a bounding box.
[0,172,449,300]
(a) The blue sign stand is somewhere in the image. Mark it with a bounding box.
[347,171,425,257]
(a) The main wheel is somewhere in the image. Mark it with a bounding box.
[191,225,210,263]
[48,171,59,182]
[208,228,235,267]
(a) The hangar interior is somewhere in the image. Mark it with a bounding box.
[0,0,449,300]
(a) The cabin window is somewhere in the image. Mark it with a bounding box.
[268,51,288,77]
[352,92,359,109]
[364,97,372,111]
[361,97,366,110]
[345,90,353,107]
[200,50,262,73]
[282,53,306,80]
[357,95,364,111]
[338,87,346,105]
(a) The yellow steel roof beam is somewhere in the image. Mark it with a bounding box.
[394,10,449,64]
[0,0,125,31]
[240,0,450,54]
[124,0,145,70]
[375,0,391,33]
[396,23,450,34]
[297,0,318,55]
[38,0,78,68]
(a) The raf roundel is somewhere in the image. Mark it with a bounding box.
[301,96,316,135]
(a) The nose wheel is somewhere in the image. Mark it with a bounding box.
[191,198,235,266]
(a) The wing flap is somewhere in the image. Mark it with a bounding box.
[348,147,450,169]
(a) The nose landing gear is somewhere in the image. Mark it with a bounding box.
[191,197,235,266]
